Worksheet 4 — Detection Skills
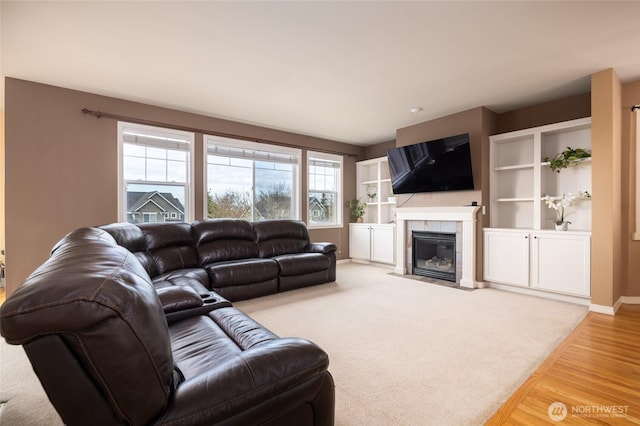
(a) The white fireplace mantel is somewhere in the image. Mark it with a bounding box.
[394,206,481,289]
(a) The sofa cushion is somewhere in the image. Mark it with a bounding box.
[152,268,211,297]
[273,253,331,277]
[139,222,199,275]
[98,222,146,251]
[193,219,260,264]
[98,222,158,276]
[253,220,310,258]
[206,258,279,288]
[169,307,279,379]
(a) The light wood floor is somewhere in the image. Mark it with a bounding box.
[487,304,640,425]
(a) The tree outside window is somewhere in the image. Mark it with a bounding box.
[206,136,300,221]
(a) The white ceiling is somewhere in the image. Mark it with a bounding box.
[2,1,639,146]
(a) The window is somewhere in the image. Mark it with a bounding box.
[307,151,342,228]
[118,122,194,224]
[206,136,300,221]
[142,212,157,223]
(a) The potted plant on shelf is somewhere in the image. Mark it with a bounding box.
[544,147,591,173]
[366,185,377,202]
[347,198,366,223]
[542,191,591,231]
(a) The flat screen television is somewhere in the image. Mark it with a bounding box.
[387,133,474,194]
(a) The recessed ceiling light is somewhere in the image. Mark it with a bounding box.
[410,107,423,114]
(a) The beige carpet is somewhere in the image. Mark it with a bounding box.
[235,263,588,425]
[0,262,587,425]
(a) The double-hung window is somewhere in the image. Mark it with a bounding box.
[118,122,194,223]
[206,136,300,221]
[307,151,343,228]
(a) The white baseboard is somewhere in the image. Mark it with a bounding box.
[344,259,395,270]
[486,282,590,306]
[620,296,640,304]
[590,296,640,315]
[589,303,617,315]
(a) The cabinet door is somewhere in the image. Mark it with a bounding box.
[370,225,395,264]
[484,230,530,286]
[531,233,590,296]
[349,224,371,260]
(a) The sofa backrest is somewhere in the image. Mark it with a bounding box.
[138,222,200,275]
[0,227,175,425]
[253,220,310,258]
[192,219,260,264]
[99,222,158,276]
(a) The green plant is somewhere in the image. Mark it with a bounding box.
[347,198,366,221]
[366,185,377,200]
[544,147,591,173]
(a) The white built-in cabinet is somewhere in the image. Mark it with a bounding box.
[484,229,590,297]
[349,157,396,265]
[349,223,396,264]
[484,117,592,299]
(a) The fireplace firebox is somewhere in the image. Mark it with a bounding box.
[412,231,456,282]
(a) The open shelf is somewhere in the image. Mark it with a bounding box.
[489,117,591,231]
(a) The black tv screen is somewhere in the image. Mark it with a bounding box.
[387,133,474,194]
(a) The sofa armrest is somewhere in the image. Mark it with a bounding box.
[158,338,331,424]
[157,286,233,324]
[305,242,337,254]
[156,286,203,314]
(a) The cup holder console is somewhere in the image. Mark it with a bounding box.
[165,292,232,324]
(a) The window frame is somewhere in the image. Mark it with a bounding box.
[117,122,195,224]
[307,150,343,229]
[204,135,301,221]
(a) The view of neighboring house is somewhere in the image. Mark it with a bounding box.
[308,196,328,221]
[126,191,185,223]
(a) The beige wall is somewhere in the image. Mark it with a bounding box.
[591,69,623,307]
[4,78,364,295]
[497,92,591,134]
[364,140,395,160]
[623,80,640,297]
[1,110,5,274]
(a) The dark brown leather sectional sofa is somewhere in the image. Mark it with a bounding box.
[101,219,337,302]
[0,219,336,425]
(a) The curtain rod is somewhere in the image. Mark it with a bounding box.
[81,108,358,158]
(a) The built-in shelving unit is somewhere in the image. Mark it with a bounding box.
[485,117,592,301]
[350,157,396,265]
[489,117,592,231]
[356,157,395,224]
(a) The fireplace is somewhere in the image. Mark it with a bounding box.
[395,206,480,289]
[412,231,456,282]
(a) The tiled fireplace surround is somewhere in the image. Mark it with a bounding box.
[394,206,482,289]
